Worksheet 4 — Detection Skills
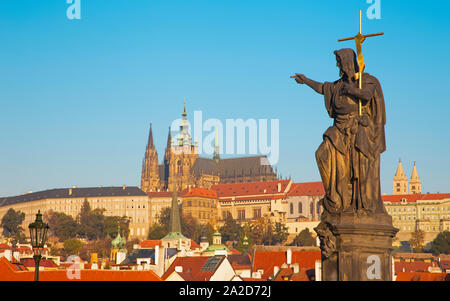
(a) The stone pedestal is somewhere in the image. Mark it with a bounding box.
[315,212,398,281]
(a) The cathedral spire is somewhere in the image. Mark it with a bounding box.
[147,123,154,148]
[166,126,172,148]
[393,159,408,195]
[409,161,421,194]
[394,159,406,179]
[410,161,420,181]
[182,101,187,118]
[213,127,220,163]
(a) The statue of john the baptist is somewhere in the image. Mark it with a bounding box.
[293,48,387,216]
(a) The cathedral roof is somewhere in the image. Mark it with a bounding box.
[191,155,275,177]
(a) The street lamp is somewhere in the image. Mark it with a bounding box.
[28,210,49,281]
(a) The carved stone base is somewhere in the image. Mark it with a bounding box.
[315,212,398,281]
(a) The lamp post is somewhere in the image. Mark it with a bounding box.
[28,210,49,281]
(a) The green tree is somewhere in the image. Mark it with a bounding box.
[1,208,25,238]
[429,231,450,255]
[290,228,316,246]
[45,210,78,241]
[126,238,140,254]
[157,206,202,240]
[104,215,131,239]
[147,223,167,239]
[219,215,243,243]
[409,229,426,252]
[63,238,83,256]
[236,223,255,253]
[158,207,170,232]
[272,222,289,245]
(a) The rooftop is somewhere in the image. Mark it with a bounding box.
[0,186,147,207]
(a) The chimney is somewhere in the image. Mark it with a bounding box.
[315,260,322,281]
[292,263,299,274]
[155,245,159,266]
[4,249,12,262]
[278,183,281,193]
[273,266,280,276]
[122,185,126,190]
[175,266,183,273]
[13,251,20,262]
[286,249,292,265]
[69,188,72,196]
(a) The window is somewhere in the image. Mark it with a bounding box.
[253,208,261,219]
[238,210,246,220]
[298,203,303,214]
[310,202,314,215]
[222,211,231,220]
[290,203,294,214]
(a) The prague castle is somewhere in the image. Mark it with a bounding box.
[141,104,278,193]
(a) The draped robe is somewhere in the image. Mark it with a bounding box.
[315,66,387,214]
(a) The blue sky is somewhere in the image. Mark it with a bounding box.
[0,0,449,196]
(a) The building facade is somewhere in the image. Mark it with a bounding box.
[182,187,218,225]
[0,186,150,239]
[382,193,450,242]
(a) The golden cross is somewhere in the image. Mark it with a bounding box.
[338,10,384,115]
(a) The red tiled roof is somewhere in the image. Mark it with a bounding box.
[20,258,59,268]
[0,257,162,281]
[228,254,251,270]
[396,272,449,281]
[440,260,450,270]
[0,243,11,251]
[182,187,217,198]
[139,240,162,249]
[252,250,320,280]
[162,256,220,281]
[211,180,291,198]
[382,193,450,203]
[229,248,241,255]
[190,240,200,249]
[220,195,286,202]
[273,267,312,281]
[395,260,437,274]
[147,191,173,198]
[287,182,324,196]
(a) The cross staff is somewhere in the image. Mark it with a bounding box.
[338,10,384,115]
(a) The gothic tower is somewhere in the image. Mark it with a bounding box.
[164,102,198,191]
[409,162,422,194]
[393,159,408,195]
[141,124,160,193]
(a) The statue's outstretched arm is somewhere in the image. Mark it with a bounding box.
[293,73,324,95]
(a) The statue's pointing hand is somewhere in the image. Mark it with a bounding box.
[294,73,307,84]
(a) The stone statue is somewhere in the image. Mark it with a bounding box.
[292,48,387,216]
[290,11,398,281]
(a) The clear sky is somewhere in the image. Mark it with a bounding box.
[1,0,449,197]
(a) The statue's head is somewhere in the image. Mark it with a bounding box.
[334,48,359,78]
